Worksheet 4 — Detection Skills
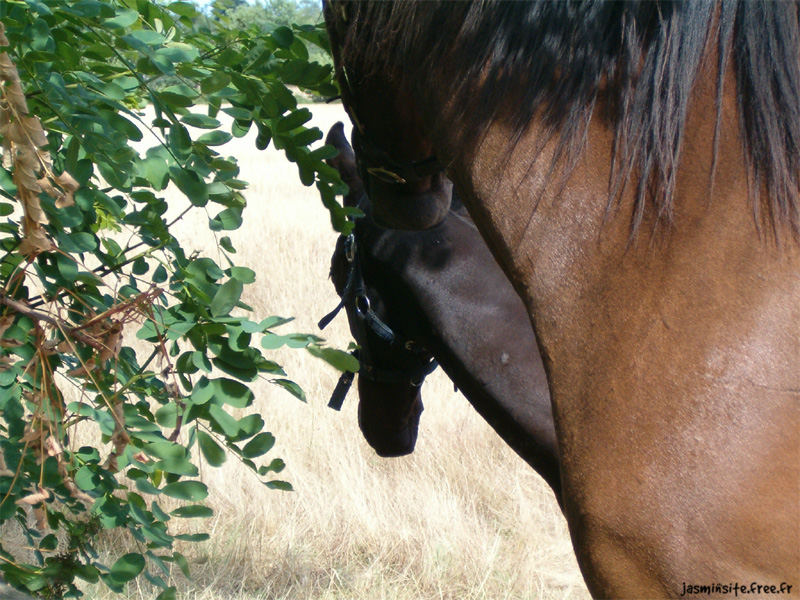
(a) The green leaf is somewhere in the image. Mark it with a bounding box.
[209,278,243,317]
[40,534,58,551]
[259,457,286,475]
[201,72,231,95]
[228,266,254,284]
[156,43,199,64]
[154,403,178,428]
[167,1,197,18]
[109,552,145,583]
[181,113,221,129]
[306,345,360,372]
[276,108,312,132]
[209,206,243,231]
[220,236,236,253]
[197,130,232,146]
[157,456,198,477]
[189,377,214,405]
[171,504,213,518]
[124,29,164,47]
[151,501,171,523]
[160,480,208,501]
[139,156,169,190]
[132,257,149,275]
[59,231,97,253]
[266,480,293,492]
[208,405,239,438]
[272,26,294,48]
[197,430,226,467]
[170,167,208,207]
[55,253,79,283]
[156,587,177,600]
[104,7,139,28]
[241,432,275,459]
[172,552,190,578]
[234,414,264,441]
[174,532,209,542]
[272,378,306,401]
[168,123,193,161]
[153,264,168,283]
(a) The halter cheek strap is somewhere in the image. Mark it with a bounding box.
[319,228,439,411]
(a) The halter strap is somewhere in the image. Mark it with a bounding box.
[326,348,438,411]
[352,128,442,186]
[336,62,442,188]
[320,219,439,411]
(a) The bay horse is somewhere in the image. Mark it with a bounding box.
[325,2,800,598]
[321,122,560,499]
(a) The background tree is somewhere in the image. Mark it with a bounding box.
[210,0,322,30]
[0,0,354,597]
[205,0,330,68]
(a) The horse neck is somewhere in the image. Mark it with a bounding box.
[453,61,800,589]
[453,55,800,379]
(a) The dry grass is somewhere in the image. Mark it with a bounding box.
[74,103,589,599]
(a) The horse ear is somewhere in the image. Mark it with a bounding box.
[326,122,363,205]
[325,122,354,160]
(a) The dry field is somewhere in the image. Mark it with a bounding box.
[73,103,588,599]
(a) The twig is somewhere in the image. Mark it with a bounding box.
[0,295,99,349]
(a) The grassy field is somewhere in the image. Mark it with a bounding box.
[76,103,589,599]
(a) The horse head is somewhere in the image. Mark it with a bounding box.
[324,1,451,230]
[326,122,436,457]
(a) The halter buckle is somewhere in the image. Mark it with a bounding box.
[367,166,408,185]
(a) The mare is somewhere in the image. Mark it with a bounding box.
[325,2,800,598]
[322,122,560,499]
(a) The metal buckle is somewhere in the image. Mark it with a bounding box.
[367,166,407,185]
[344,234,356,263]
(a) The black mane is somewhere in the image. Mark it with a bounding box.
[327,1,800,238]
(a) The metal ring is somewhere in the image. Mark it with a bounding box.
[355,294,371,317]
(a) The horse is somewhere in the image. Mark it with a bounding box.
[325,2,800,597]
[321,122,561,499]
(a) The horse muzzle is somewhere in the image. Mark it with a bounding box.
[357,378,424,457]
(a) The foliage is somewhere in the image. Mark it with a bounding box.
[205,0,331,75]
[208,0,323,30]
[0,0,354,597]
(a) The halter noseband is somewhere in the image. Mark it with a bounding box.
[335,61,443,189]
[319,225,438,411]
[352,128,443,186]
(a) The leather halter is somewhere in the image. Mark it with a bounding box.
[319,220,439,411]
[352,128,443,186]
[336,61,443,188]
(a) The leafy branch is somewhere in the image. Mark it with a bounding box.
[0,1,354,598]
